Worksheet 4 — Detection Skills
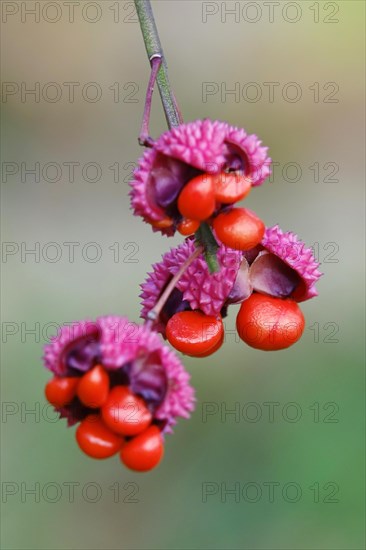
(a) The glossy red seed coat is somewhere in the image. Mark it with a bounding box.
[120,425,164,472]
[213,207,265,251]
[102,386,152,436]
[177,218,200,236]
[76,414,124,459]
[236,293,305,351]
[77,364,109,408]
[178,174,216,221]
[194,332,225,357]
[166,311,224,357]
[45,376,79,407]
[213,172,252,204]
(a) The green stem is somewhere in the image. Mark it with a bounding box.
[134,0,182,129]
[195,223,220,274]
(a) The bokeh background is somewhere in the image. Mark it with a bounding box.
[1,1,365,548]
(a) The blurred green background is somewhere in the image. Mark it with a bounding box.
[1,1,365,549]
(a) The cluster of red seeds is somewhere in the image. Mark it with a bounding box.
[45,365,164,472]
[154,172,265,251]
[164,295,305,357]
[149,171,306,355]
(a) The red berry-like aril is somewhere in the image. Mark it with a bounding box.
[45,376,79,407]
[177,174,216,221]
[120,425,164,472]
[166,310,224,357]
[213,207,265,251]
[213,172,252,204]
[150,216,173,229]
[236,293,305,351]
[76,414,124,459]
[77,364,109,408]
[194,332,224,357]
[101,386,152,437]
[177,218,200,236]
